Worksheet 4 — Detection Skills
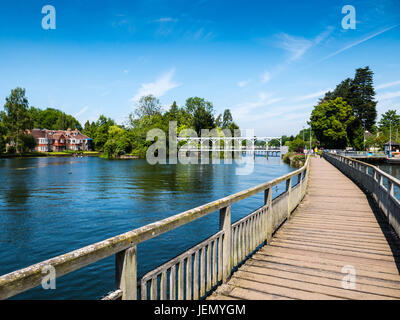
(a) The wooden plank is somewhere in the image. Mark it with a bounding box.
[208,157,400,300]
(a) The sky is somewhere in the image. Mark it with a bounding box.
[0,0,399,136]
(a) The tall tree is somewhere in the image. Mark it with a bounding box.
[222,109,233,128]
[184,97,215,134]
[3,88,33,153]
[379,109,400,130]
[134,95,162,118]
[310,97,354,149]
[351,67,377,130]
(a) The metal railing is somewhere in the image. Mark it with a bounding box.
[0,157,310,300]
[324,152,400,237]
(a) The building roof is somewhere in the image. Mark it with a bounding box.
[30,129,92,140]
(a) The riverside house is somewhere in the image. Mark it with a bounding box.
[30,128,93,152]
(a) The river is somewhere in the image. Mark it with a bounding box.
[378,163,400,198]
[0,155,295,299]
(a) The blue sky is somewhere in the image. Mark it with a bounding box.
[0,0,399,136]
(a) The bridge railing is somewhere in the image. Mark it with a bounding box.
[324,152,400,236]
[0,157,310,300]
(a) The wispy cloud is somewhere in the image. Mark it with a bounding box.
[75,106,89,118]
[294,88,332,102]
[261,71,271,83]
[376,80,400,90]
[376,90,400,101]
[319,25,399,62]
[154,17,178,23]
[131,69,180,102]
[276,33,313,62]
[237,79,250,88]
[232,92,284,118]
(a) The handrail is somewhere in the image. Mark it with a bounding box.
[0,156,310,300]
[324,152,400,238]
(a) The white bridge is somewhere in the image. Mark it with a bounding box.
[176,137,287,157]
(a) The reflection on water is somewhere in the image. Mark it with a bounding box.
[0,156,294,299]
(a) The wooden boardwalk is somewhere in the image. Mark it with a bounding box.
[209,157,400,300]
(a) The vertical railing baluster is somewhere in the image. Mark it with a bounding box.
[206,244,211,292]
[160,271,167,300]
[150,277,157,300]
[140,280,147,301]
[170,265,176,300]
[233,227,238,267]
[265,187,273,242]
[200,247,205,297]
[186,255,192,300]
[219,206,231,283]
[115,245,137,300]
[193,251,199,300]
[212,240,217,286]
[217,236,222,282]
[286,177,292,218]
[178,260,184,300]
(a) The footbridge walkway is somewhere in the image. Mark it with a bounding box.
[0,153,399,300]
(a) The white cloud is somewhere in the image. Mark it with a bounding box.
[261,71,271,83]
[75,106,89,118]
[131,69,180,102]
[376,80,400,90]
[154,17,178,23]
[276,33,313,62]
[237,79,250,88]
[376,90,400,101]
[319,25,399,62]
[294,88,332,102]
[232,92,284,118]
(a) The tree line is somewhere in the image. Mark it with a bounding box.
[0,88,239,158]
[82,95,239,158]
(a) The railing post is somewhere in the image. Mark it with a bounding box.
[265,187,273,242]
[115,245,137,300]
[389,180,394,197]
[286,177,292,218]
[219,206,231,283]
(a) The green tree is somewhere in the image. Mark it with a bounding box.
[320,67,377,149]
[92,115,116,151]
[185,97,215,134]
[0,112,6,153]
[134,95,163,118]
[310,97,355,149]
[222,109,233,128]
[3,88,33,153]
[29,107,81,130]
[103,125,131,158]
[379,109,400,131]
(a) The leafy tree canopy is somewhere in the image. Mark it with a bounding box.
[310,97,355,149]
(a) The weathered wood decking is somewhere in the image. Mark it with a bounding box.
[209,157,400,300]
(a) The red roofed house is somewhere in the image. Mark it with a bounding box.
[31,128,93,152]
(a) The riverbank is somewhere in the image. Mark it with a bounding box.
[0,151,101,158]
[282,152,306,168]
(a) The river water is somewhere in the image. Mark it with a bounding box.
[378,164,400,198]
[0,156,295,299]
